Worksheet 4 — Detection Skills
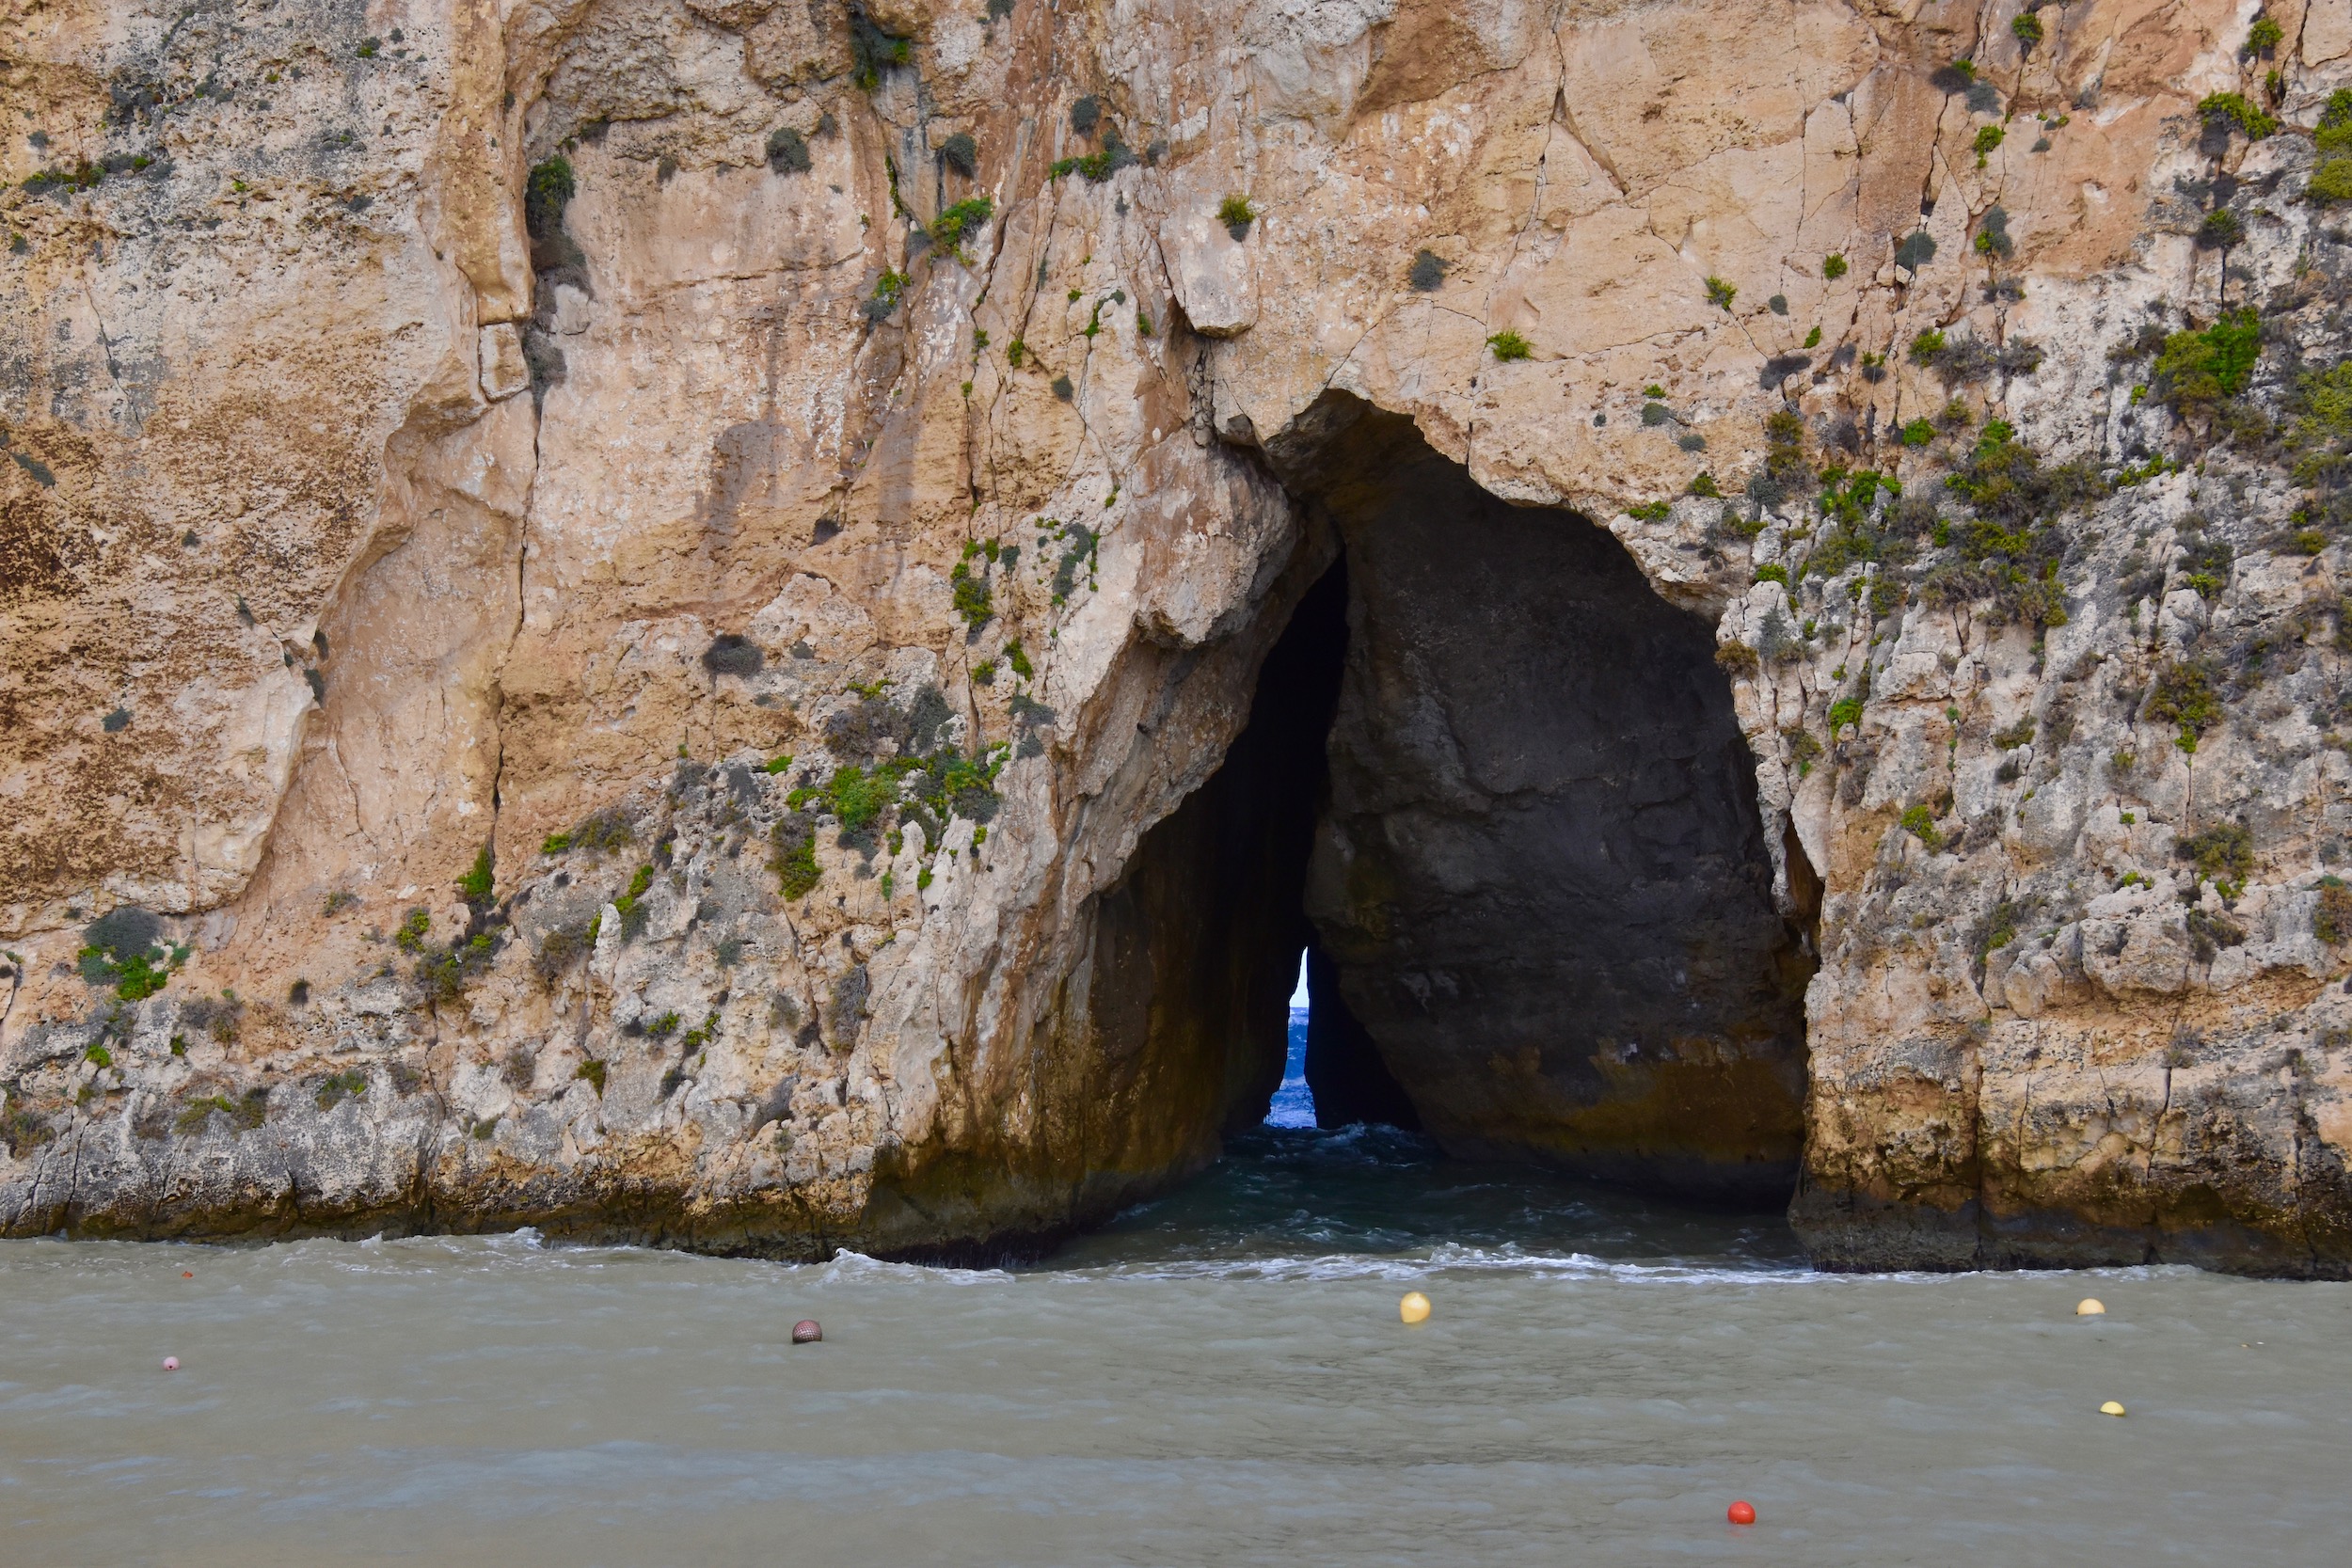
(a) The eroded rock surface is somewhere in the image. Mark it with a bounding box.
[1281,398,1811,1202]
[7,0,2352,1274]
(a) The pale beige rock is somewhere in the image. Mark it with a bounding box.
[7,0,2352,1275]
[479,325,532,401]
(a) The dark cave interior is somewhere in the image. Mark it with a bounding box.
[1106,393,1818,1208]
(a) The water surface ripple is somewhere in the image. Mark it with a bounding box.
[3,1124,2344,1565]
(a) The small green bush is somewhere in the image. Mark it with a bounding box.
[2011,11,2044,47]
[2198,91,2278,140]
[2144,658,2221,749]
[2178,821,2253,887]
[1829,696,1863,731]
[1705,276,1737,309]
[1894,230,1937,271]
[2246,14,2283,55]
[2319,89,2352,153]
[2316,877,2352,943]
[1216,193,1255,239]
[525,156,574,243]
[1050,132,1136,183]
[766,128,812,175]
[1822,253,1848,279]
[862,268,909,325]
[1899,418,1935,446]
[457,847,494,903]
[315,1069,368,1112]
[2312,159,2352,203]
[771,815,821,898]
[1899,804,1944,850]
[850,11,912,89]
[1909,328,1947,364]
[394,908,431,953]
[2198,208,2244,248]
[1486,329,1532,361]
[1972,124,2004,165]
[1690,471,1722,498]
[2152,309,2261,415]
[1626,500,1671,522]
[929,194,993,250]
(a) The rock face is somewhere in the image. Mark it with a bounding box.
[8,0,2352,1275]
[1279,398,1811,1201]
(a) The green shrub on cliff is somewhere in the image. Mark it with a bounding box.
[2144,658,2221,751]
[394,908,431,953]
[525,156,575,243]
[2198,91,2277,140]
[850,11,912,90]
[2178,820,2253,889]
[951,552,994,627]
[457,847,494,904]
[862,268,910,325]
[2153,309,2261,416]
[766,128,812,175]
[2309,159,2352,203]
[771,814,821,898]
[1486,330,1532,361]
[417,932,496,1002]
[930,195,994,251]
[2315,877,2352,942]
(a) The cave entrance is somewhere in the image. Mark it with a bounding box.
[1103,393,1814,1210]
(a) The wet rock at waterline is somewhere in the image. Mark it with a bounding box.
[8,0,2352,1276]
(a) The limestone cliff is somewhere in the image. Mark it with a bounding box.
[7,0,2352,1275]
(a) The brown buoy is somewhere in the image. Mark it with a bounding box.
[791,1319,822,1343]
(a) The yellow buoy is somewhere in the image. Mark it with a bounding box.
[1399,1291,1432,1324]
[2075,1297,2106,1316]
[2099,1400,2127,1418]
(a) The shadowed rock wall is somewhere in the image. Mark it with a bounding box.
[1279,398,1812,1202]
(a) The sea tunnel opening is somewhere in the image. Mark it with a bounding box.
[1104,392,1814,1212]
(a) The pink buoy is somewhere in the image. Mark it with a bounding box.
[162,1356,179,1371]
[791,1319,822,1343]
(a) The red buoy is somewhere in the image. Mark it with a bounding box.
[1727,1500,1756,1526]
[791,1319,822,1343]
